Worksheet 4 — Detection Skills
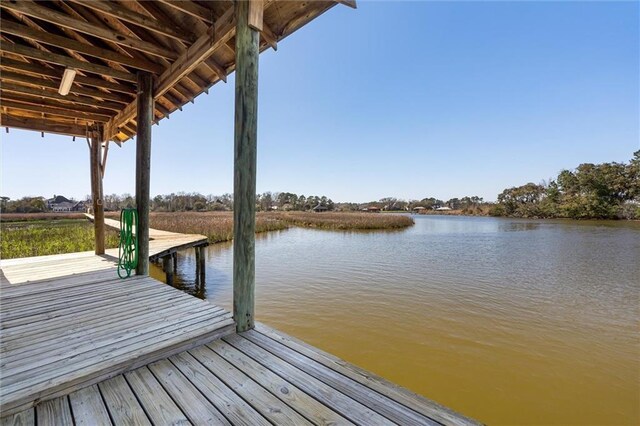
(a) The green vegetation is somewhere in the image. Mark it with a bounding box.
[490,151,640,219]
[0,212,413,260]
[1,220,119,259]
[0,213,86,222]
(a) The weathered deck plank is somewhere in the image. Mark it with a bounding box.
[124,367,190,426]
[0,254,234,417]
[67,385,112,426]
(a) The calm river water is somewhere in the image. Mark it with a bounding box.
[151,215,640,425]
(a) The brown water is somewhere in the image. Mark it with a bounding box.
[152,216,640,425]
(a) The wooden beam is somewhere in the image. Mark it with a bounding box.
[156,0,214,23]
[89,130,105,255]
[336,0,358,9]
[0,114,87,137]
[153,7,235,98]
[101,140,110,178]
[104,6,236,141]
[68,0,196,44]
[1,82,124,111]
[0,42,137,83]
[248,0,264,32]
[233,0,260,332]
[261,24,278,51]
[0,1,177,60]
[65,0,204,113]
[0,91,115,118]
[104,101,136,141]
[1,70,132,104]
[134,0,228,84]
[0,57,136,94]
[0,19,164,74]
[0,99,110,123]
[135,72,153,276]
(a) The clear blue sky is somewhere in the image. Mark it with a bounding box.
[2,1,638,203]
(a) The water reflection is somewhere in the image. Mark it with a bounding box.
[497,220,541,232]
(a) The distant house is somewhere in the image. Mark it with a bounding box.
[436,206,452,211]
[52,201,75,212]
[313,204,328,212]
[72,201,89,212]
[413,206,426,213]
[47,195,76,212]
[364,206,381,213]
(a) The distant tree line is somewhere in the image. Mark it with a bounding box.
[0,196,47,213]
[490,151,639,219]
[3,152,637,220]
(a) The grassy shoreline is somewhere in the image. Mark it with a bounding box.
[2,211,413,259]
[139,211,414,242]
[1,219,119,259]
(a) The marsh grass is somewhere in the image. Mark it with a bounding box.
[146,212,288,243]
[1,219,119,259]
[266,211,415,230]
[1,211,413,259]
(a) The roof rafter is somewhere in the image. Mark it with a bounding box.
[105,5,236,140]
[0,57,136,94]
[67,0,196,44]
[0,114,90,137]
[0,91,116,118]
[0,0,178,60]
[0,42,137,83]
[0,19,163,74]
[1,70,132,104]
[2,82,124,111]
[0,99,111,123]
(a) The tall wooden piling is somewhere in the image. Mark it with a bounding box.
[89,129,105,255]
[163,255,174,285]
[233,0,260,332]
[136,72,153,276]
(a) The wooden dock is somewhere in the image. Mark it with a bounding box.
[1,252,478,425]
[0,253,234,417]
[87,214,209,262]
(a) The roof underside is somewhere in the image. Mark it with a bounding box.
[0,0,353,143]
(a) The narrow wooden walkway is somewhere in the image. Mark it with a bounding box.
[86,213,208,261]
[0,254,234,417]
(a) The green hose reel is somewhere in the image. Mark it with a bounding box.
[118,208,138,278]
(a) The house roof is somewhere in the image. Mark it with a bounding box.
[0,0,355,143]
[48,195,72,204]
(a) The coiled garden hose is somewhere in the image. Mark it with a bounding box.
[118,208,138,278]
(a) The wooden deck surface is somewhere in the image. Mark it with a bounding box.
[1,322,479,425]
[0,253,234,417]
[88,214,208,261]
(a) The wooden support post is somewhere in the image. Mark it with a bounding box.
[135,72,153,276]
[233,0,259,333]
[163,255,174,285]
[198,246,205,271]
[198,245,206,283]
[89,129,105,255]
[173,252,178,274]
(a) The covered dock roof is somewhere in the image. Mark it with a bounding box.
[0,0,354,143]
